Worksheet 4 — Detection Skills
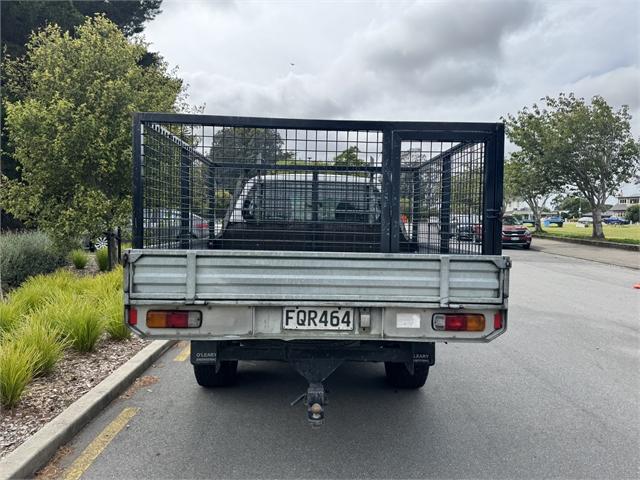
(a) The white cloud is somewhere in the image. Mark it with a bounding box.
[146,0,640,134]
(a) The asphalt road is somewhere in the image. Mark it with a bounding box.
[55,248,639,479]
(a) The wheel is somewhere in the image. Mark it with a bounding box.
[193,361,238,387]
[523,243,531,249]
[93,236,108,251]
[384,361,429,389]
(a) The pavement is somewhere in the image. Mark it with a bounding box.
[43,248,639,479]
[531,236,639,269]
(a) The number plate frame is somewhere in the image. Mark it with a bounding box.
[282,307,355,331]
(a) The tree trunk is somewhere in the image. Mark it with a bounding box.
[528,203,543,233]
[591,209,605,239]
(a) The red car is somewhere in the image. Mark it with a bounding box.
[501,216,531,249]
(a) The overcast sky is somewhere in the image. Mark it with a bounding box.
[145,0,640,136]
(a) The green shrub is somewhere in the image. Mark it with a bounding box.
[0,340,36,408]
[101,292,129,340]
[95,248,110,272]
[0,231,66,292]
[15,314,65,376]
[0,302,23,337]
[625,204,640,223]
[8,270,77,313]
[54,298,104,352]
[69,249,89,269]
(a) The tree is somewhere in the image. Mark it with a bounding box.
[505,94,639,239]
[1,16,183,245]
[1,1,162,57]
[208,127,284,227]
[625,204,640,223]
[1,1,163,230]
[503,104,561,232]
[503,156,555,232]
[334,146,366,167]
[543,94,640,238]
[553,195,591,219]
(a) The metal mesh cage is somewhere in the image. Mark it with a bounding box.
[133,115,503,255]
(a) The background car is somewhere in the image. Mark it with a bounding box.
[577,216,593,225]
[543,215,564,227]
[501,215,531,249]
[456,223,482,243]
[603,216,630,225]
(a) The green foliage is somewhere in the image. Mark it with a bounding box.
[625,204,640,223]
[334,146,366,167]
[0,265,129,405]
[95,248,110,272]
[553,195,591,219]
[0,340,36,408]
[0,1,163,56]
[102,292,130,341]
[51,296,103,352]
[14,315,65,376]
[8,270,77,313]
[0,302,23,337]
[215,190,232,218]
[70,249,89,269]
[506,93,640,239]
[502,158,554,232]
[2,16,183,245]
[0,231,66,292]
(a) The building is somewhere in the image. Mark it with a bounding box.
[605,184,640,217]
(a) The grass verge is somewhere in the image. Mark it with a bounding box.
[535,223,640,245]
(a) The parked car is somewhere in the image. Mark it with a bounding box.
[603,216,630,225]
[501,215,531,249]
[143,208,210,242]
[577,216,593,225]
[543,215,564,227]
[456,223,482,243]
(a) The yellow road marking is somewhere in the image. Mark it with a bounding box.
[63,407,139,480]
[174,343,191,362]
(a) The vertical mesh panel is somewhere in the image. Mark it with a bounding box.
[402,141,485,254]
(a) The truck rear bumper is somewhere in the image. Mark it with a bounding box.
[127,303,507,343]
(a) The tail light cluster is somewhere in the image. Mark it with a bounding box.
[432,312,504,332]
[432,313,485,331]
[127,308,201,328]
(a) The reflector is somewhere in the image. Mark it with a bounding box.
[128,308,138,326]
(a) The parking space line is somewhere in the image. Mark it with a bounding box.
[174,343,190,362]
[63,407,139,480]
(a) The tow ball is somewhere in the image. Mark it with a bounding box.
[290,358,342,427]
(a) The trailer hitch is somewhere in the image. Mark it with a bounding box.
[290,358,342,427]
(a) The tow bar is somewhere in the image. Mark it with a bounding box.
[290,358,343,427]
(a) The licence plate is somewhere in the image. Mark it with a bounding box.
[282,307,354,331]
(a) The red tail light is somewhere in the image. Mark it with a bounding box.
[494,312,503,330]
[432,313,485,332]
[194,222,208,229]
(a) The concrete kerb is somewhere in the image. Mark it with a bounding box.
[0,339,176,480]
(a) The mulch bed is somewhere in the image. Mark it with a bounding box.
[0,335,149,459]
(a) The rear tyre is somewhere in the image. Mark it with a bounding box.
[384,361,429,389]
[523,244,531,250]
[194,361,238,387]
